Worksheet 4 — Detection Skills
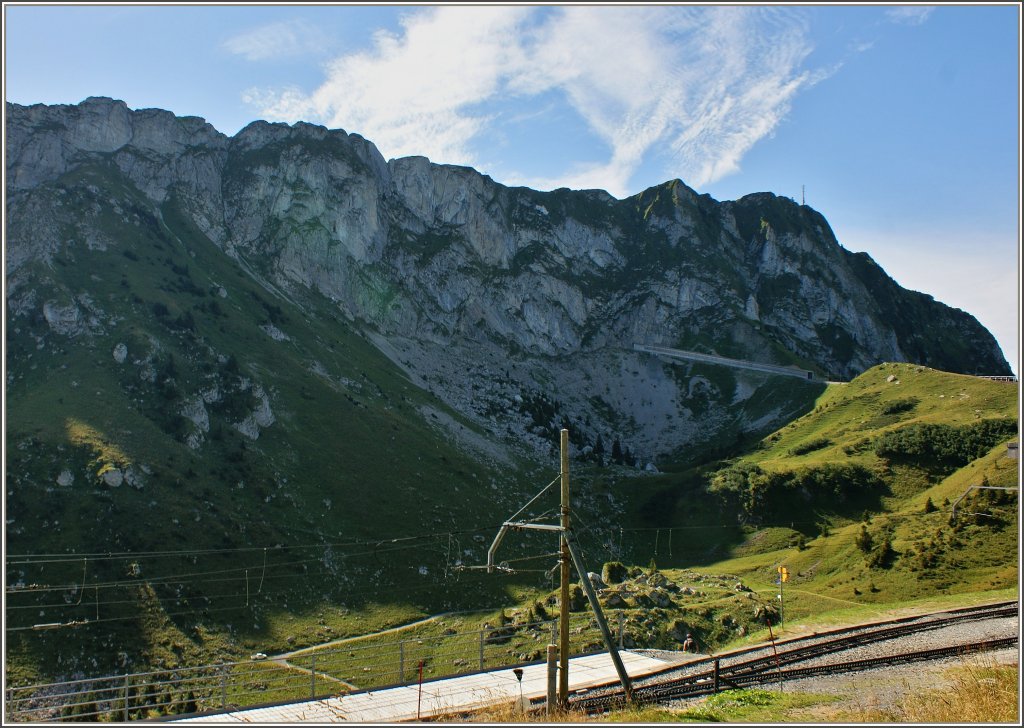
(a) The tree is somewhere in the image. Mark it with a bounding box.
[593,434,605,467]
[611,438,623,465]
[855,524,874,553]
[867,537,897,569]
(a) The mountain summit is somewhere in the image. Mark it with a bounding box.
[6,97,1009,465]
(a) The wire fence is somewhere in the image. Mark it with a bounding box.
[4,610,628,722]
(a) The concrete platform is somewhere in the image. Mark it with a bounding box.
[178,650,676,723]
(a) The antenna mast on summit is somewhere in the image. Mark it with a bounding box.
[802,185,805,206]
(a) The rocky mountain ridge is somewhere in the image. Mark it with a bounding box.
[6,97,1010,466]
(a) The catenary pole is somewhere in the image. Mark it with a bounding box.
[559,428,570,708]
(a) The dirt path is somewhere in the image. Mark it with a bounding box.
[265,608,490,687]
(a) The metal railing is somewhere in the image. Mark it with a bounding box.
[5,610,629,722]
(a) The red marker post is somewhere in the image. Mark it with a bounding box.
[777,566,788,626]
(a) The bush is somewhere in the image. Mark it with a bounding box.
[866,537,896,568]
[874,419,1018,471]
[710,462,886,524]
[533,600,548,620]
[881,397,919,416]
[568,584,587,611]
[788,437,831,456]
[855,524,874,553]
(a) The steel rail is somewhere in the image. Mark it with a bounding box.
[626,637,1020,706]
[569,604,1018,713]
[718,605,1019,678]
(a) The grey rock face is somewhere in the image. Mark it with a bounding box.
[5,98,1010,462]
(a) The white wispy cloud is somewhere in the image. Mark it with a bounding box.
[242,6,822,196]
[885,6,935,26]
[223,19,332,61]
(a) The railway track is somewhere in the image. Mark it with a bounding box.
[571,601,1018,713]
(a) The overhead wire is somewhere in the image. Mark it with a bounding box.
[506,474,560,523]
[9,539,564,615]
[5,523,510,565]
[6,533,494,596]
[5,567,506,633]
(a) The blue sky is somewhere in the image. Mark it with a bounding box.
[4,2,1020,373]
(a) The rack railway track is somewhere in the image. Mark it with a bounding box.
[570,601,1018,713]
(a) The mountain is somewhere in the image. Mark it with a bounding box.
[3,98,1012,681]
[6,98,1010,467]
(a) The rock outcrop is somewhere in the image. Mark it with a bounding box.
[5,98,1011,462]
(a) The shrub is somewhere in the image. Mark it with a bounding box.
[881,397,919,416]
[866,537,896,569]
[874,419,1018,471]
[788,437,831,456]
[710,462,886,524]
[854,524,874,553]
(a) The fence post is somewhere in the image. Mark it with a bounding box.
[713,659,720,693]
[617,611,624,649]
[399,641,405,684]
[123,674,130,721]
[546,644,557,717]
[479,629,485,670]
[220,664,227,710]
[311,652,316,699]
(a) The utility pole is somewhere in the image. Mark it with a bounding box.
[480,428,634,708]
[558,428,570,709]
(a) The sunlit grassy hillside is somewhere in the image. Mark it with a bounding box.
[604,363,1017,648]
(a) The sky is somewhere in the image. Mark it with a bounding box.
[3,2,1021,374]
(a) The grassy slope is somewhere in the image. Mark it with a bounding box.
[4,168,563,682]
[648,363,1019,646]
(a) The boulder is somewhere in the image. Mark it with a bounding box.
[649,588,673,608]
[101,468,124,487]
[601,561,628,585]
[668,619,691,642]
[601,592,628,609]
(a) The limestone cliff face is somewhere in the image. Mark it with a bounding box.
[5,98,1010,461]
